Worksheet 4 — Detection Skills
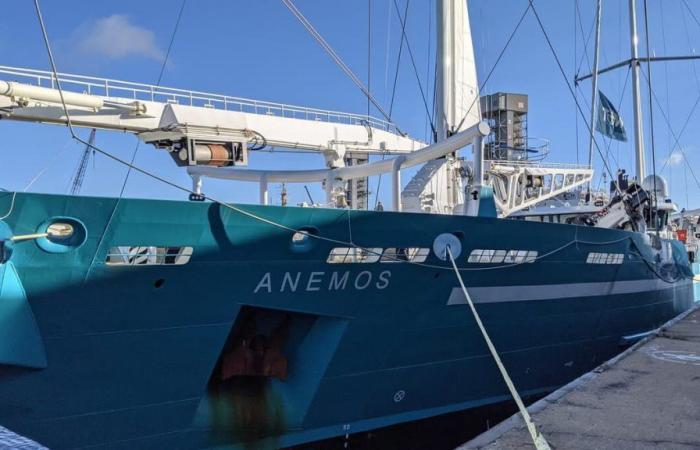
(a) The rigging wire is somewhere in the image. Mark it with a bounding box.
[574,0,621,184]
[641,69,700,191]
[574,0,596,77]
[580,63,631,182]
[157,0,187,87]
[376,0,410,210]
[388,0,409,116]
[682,0,700,30]
[679,0,700,205]
[23,138,73,192]
[116,0,187,201]
[281,0,402,134]
[391,0,436,137]
[527,0,619,192]
[382,0,392,107]
[572,0,604,168]
[680,2,700,91]
[642,0,658,230]
[453,3,531,133]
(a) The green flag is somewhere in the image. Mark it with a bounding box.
[596,90,627,142]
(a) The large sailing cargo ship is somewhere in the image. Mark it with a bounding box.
[0,0,694,448]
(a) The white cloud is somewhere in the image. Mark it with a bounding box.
[73,15,164,61]
[664,150,684,167]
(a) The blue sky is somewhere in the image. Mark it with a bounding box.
[1,0,700,209]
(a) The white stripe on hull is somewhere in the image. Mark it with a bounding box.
[447,278,692,305]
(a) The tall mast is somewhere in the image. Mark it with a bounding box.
[587,0,602,170]
[629,0,646,181]
[435,0,452,143]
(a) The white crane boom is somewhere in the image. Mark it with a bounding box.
[0,66,425,169]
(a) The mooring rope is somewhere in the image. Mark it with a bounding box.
[0,191,17,221]
[446,246,551,450]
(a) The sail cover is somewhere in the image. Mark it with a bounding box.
[436,0,481,140]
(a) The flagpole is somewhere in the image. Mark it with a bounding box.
[587,0,602,199]
[629,0,646,181]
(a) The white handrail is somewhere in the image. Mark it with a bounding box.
[490,160,592,170]
[0,65,398,133]
[188,121,490,211]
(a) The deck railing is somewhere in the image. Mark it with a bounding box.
[0,65,398,133]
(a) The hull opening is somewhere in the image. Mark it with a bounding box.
[196,306,348,446]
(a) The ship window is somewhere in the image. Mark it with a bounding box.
[380,247,430,263]
[586,252,624,265]
[106,246,193,266]
[468,249,483,263]
[504,250,538,263]
[467,249,520,264]
[327,247,382,264]
[491,250,507,263]
[479,249,496,263]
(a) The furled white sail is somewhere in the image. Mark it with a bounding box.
[436,0,480,141]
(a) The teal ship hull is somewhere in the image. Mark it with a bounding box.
[0,191,694,449]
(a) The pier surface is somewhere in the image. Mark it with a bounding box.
[0,426,46,450]
[460,305,700,450]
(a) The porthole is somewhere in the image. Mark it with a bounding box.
[36,217,87,254]
[47,222,75,240]
[290,227,318,253]
[292,232,309,244]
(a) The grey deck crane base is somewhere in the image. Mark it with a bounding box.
[460,305,700,450]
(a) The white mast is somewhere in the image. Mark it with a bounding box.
[629,0,646,181]
[588,0,602,170]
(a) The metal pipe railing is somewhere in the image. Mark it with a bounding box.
[0,65,399,133]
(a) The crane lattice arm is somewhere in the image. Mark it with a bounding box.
[69,128,96,195]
